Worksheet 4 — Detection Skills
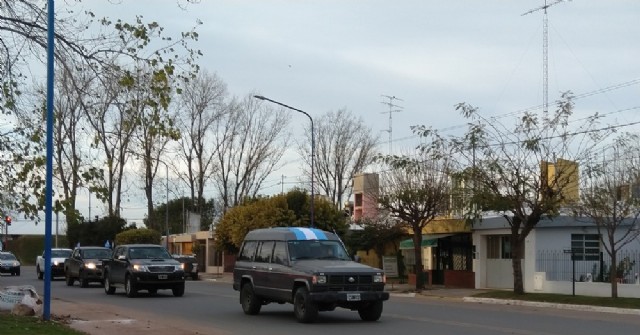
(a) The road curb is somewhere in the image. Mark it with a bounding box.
[463,297,640,315]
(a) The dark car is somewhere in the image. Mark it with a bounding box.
[0,251,21,276]
[64,246,112,287]
[102,244,185,297]
[233,227,389,323]
[173,254,199,280]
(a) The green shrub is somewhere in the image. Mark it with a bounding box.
[115,228,161,245]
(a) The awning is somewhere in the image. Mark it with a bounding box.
[399,234,454,249]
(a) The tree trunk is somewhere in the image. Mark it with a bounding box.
[512,237,524,295]
[610,253,618,298]
[413,232,424,291]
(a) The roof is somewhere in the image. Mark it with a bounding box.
[244,227,339,241]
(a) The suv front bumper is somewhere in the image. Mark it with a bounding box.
[309,290,390,303]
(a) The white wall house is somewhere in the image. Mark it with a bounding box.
[472,215,640,298]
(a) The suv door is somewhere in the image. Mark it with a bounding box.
[269,241,292,301]
[110,246,128,283]
[253,241,274,297]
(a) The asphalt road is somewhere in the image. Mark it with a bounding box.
[3,267,640,335]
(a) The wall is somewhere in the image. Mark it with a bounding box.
[534,272,640,298]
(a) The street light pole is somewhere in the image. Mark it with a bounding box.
[165,162,169,250]
[253,95,315,228]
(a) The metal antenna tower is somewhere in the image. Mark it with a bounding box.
[522,0,569,113]
[380,95,403,154]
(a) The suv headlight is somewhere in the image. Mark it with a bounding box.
[86,262,96,270]
[178,264,185,271]
[133,264,149,272]
[312,275,327,284]
[373,274,386,283]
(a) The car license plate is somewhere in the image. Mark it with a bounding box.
[347,293,361,301]
[158,274,168,280]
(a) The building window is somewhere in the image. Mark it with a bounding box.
[487,235,523,259]
[571,234,600,261]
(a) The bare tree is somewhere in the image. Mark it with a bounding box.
[299,109,378,208]
[377,129,454,290]
[450,92,612,294]
[174,71,229,213]
[575,134,640,298]
[214,94,290,211]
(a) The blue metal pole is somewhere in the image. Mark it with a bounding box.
[44,0,55,321]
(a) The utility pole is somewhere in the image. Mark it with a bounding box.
[380,95,403,155]
[522,0,569,113]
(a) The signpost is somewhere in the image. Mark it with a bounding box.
[564,248,577,296]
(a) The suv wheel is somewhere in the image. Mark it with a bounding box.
[65,273,74,286]
[80,271,89,288]
[104,273,116,295]
[240,283,262,315]
[37,265,43,280]
[125,275,138,298]
[357,301,383,321]
[293,287,318,323]
[172,282,185,297]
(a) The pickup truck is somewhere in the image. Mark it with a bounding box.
[102,244,185,298]
[36,248,73,280]
[64,246,112,287]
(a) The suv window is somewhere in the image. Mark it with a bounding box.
[239,241,257,261]
[288,240,349,261]
[272,241,287,265]
[256,241,274,263]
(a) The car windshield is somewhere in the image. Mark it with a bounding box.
[84,249,112,259]
[287,240,350,261]
[0,253,17,260]
[52,250,72,258]
[129,247,171,259]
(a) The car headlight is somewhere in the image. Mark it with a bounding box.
[53,260,61,266]
[86,262,96,270]
[179,264,185,270]
[313,275,327,284]
[14,262,20,266]
[133,264,149,272]
[373,274,386,283]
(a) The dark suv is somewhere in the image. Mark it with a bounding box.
[233,227,389,323]
[102,244,185,297]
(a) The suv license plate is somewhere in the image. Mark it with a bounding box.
[347,293,361,301]
[158,274,168,280]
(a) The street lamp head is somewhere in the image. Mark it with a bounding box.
[253,95,266,101]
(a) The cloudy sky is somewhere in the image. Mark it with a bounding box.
[10,0,640,234]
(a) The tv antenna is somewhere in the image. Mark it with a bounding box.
[522,0,570,113]
[380,95,403,154]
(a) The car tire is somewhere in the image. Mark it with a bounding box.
[148,288,158,295]
[357,301,383,322]
[192,273,199,281]
[104,273,116,295]
[80,271,89,288]
[293,286,318,323]
[172,282,185,297]
[125,275,138,298]
[240,283,262,315]
[65,273,74,286]
[15,270,20,276]
[37,265,43,280]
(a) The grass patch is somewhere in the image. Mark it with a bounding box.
[0,312,85,335]
[473,290,640,310]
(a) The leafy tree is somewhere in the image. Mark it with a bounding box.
[115,228,162,245]
[66,215,127,248]
[376,130,454,290]
[298,109,378,208]
[449,93,611,294]
[574,134,640,298]
[214,190,348,252]
[347,214,407,269]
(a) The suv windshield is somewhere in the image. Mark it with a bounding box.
[129,247,171,259]
[84,249,112,259]
[52,250,72,258]
[287,240,350,261]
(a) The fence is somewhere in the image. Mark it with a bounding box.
[536,250,640,283]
